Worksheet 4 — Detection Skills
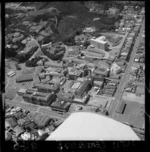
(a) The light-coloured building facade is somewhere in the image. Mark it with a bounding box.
[90,36,107,50]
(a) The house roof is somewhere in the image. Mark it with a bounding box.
[76,80,91,96]
[36,35,45,42]
[40,30,50,37]
[6,117,17,128]
[16,74,33,82]
[13,125,24,136]
[91,37,107,44]
[38,115,51,127]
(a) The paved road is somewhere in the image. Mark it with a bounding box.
[5,79,9,90]
[5,99,66,121]
[108,18,145,118]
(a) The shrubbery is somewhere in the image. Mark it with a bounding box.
[57,17,84,38]
[41,46,65,60]
[15,46,38,63]
[25,56,42,67]
[5,47,18,58]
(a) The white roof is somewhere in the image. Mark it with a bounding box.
[91,36,107,44]
[46,112,140,141]
[7,71,15,75]
[71,82,81,89]
[111,63,120,69]
[18,88,27,93]
[98,36,106,40]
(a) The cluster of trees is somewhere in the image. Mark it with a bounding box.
[5,1,124,63]
[32,12,52,22]
[15,46,38,63]
[47,34,62,44]
[25,56,42,67]
[42,36,52,45]
[91,20,115,31]
[41,46,65,61]
[6,9,26,28]
[5,47,18,58]
[5,35,26,59]
[57,17,84,45]
[57,17,84,38]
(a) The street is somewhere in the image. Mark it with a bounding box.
[5,99,66,120]
[108,17,145,118]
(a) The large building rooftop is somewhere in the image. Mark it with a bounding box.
[91,36,107,44]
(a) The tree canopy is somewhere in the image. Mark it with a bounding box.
[57,17,84,39]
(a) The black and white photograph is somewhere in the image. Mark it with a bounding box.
[2,1,149,151]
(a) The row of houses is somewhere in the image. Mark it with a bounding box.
[118,26,139,62]
[17,88,56,106]
[97,79,119,97]
[5,106,38,139]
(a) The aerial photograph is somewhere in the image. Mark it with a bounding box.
[5,1,145,141]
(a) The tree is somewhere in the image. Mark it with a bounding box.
[25,56,42,67]
[15,63,21,70]
[42,36,51,45]
[5,47,18,58]
[51,23,58,34]
[16,46,38,63]
[114,21,120,28]
[57,17,84,41]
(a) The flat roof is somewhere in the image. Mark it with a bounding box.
[63,80,74,89]
[17,88,27,93]
[7,71,15,75]
[91,38,107,44]
[71,82,81,89]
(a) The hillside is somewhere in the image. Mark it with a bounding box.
[5,1,123,61]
